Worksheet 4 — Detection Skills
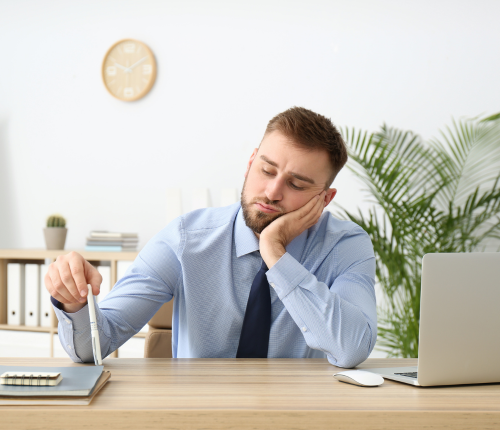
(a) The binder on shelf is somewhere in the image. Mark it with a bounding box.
[97,265,111,303]
[24,264,41,327]
[40,264,52,328]
[7,263,25,325]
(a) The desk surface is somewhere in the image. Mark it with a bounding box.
[2,357,500,430]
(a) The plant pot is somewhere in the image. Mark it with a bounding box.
[43,227,68,250]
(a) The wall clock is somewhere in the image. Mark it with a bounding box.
[102,39,157,101]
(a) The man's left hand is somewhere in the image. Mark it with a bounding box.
[259,191,326,268]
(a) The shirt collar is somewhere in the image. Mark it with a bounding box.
[234,206,308,263]
[235,207,260,257]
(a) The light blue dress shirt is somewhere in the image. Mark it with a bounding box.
[52,203,377,368]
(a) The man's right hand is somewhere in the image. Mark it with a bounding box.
[45,251,102,313]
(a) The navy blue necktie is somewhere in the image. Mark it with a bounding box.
[236,259,271,358]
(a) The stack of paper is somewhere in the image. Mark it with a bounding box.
[85,231,139,252]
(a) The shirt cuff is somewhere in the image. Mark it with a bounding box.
[50,296,91,331]
[265,252,310,300]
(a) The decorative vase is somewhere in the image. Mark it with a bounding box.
[43,227,68,250]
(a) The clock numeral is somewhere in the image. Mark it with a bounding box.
[142,65,152,75]
[124,87,134,98]
[106,66,117,76]
[123,43,136,53]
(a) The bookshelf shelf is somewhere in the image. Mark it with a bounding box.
[0,324,147,338]
[0,249,143,358]
[0,323,54,333]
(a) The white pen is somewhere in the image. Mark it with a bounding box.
[87,284,102,365]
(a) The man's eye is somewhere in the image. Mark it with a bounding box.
[289,182,304,191]
[262,169,273,176]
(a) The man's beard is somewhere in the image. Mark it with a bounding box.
[240,177,286,234]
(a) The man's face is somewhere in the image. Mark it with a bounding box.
[241,131,337,234]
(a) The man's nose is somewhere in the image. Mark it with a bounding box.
[265,178,284,202]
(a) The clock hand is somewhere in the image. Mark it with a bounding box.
[114,62,132,73]
[128,56,148,70]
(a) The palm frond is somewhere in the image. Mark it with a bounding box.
[481,112,500,122]
[430,117,500,208]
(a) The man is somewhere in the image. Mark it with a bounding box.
[46,106,377,368]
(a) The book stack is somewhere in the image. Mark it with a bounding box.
[0,365,110,406]
[85,231,139,252]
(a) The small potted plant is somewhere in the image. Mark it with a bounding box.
[43,214,68,250]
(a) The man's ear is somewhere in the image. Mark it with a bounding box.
[323,188,337,207]
[244,148,259,178]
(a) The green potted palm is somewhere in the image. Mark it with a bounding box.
[334,113,500,357]
[43,214,68,250]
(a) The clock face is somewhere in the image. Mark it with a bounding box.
[102,39,157,101]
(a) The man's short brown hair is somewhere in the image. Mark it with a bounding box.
[263,106,348,187]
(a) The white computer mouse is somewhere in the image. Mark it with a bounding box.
[333,370,384,387]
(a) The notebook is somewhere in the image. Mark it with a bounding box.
[1,371,63,386]
[0,365,110,405]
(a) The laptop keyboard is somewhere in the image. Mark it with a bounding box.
[395,372,418,378]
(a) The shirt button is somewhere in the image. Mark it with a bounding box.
[67,345,72,350]
[302,327,307,332]
[270,282,276,289]
[65,319,71,324]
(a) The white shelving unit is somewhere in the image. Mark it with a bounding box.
[0,249,140,358]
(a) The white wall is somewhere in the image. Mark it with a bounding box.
[1,0,499,250]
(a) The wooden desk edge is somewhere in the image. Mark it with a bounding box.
[3,409,500,430]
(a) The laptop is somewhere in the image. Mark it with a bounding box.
[363,252,500,387]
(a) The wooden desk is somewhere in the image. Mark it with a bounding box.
[1,357,499,429]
